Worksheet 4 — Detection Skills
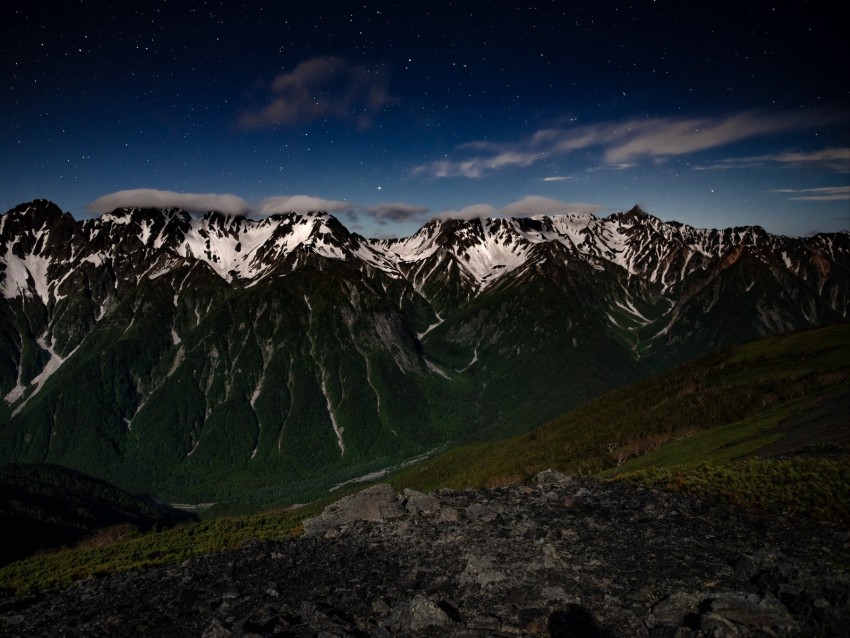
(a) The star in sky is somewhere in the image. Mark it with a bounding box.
[1,1,848,238]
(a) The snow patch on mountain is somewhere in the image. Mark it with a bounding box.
[8,336,76,414]
[2,200,848,305]
[99,211,133,225]
[320,372,346,455]
[274,216,317,253]
[178,216,278,280]
[138,219,154,246]
[425,358,451,379]
[1,252,53,303]
[459,348,478,372]
[417,312,444,339]
[615,298,650,324]
[82,253,105,268]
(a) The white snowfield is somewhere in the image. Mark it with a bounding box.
[2,204,847,308]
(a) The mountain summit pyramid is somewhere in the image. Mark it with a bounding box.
[1,199,848,503]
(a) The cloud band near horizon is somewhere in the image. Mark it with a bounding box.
[413,109,845,178]
[85,190,606,233]
[87,189,356,217]
[88,190,252,216]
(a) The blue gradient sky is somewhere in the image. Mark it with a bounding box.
[2,1,848,238]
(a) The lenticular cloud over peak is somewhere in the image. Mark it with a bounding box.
[87,190,360,219]
[88,189,251,216]
[435,196,604,221]
[258,196,354,216]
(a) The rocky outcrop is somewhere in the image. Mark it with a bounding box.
[301,484,405,538]
[1,472,848,636]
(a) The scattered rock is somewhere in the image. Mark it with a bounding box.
[201,618,232,638]
[461,555,506,587]
[403,488,440,516]
[401,594,454,632]
[2,478,848,636]
[302,483,403,537]
[705,592,797,633]
[437,505,460,524]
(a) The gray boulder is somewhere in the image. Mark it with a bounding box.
[302,484,403,537]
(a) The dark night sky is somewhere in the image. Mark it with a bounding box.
[2,1,848,237]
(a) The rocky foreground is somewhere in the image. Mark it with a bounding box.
[1,472,848,637]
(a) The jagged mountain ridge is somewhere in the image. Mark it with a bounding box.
[4,199,844,303]
[1,199,848,503]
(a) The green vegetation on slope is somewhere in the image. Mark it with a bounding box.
[0,506,310,596]
[0,479,376,596]
[615,457,850,526]
[389,324,850,492]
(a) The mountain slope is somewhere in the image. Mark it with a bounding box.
[1,200,848,503]
[0,462,196,565]
[389,324,850,492]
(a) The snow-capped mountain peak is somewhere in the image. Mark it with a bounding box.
[2,200,848,305]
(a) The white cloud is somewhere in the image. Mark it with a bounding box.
[770,186,850,201]
[601,111,812,163]
[89,190,363,218]
[435,196,603,220]
[435,203,498,220]
[412,151,544,178]
[258,195,354,215]
[238,56,395,129]
[696,147,850,173]
[365,202,430,225]
[770,148,849,170]
[502,196,599,217]
[414,109,841,178]
[88,189,250,215]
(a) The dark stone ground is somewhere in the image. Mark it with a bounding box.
[1,471,848,637]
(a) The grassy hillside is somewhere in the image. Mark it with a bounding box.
[615,457,850,525]
[0,504,310,596]
[389,324,850,492]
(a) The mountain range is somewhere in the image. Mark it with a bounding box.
[1,199,847,503]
